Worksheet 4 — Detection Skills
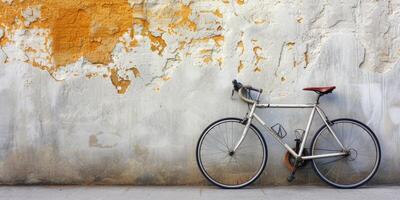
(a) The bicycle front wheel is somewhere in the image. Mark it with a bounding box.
[196,118,267,189]
[311,118,381,188]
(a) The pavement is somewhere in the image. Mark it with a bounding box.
[0,185,398,200]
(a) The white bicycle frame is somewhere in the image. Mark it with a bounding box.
[233,88,348,160]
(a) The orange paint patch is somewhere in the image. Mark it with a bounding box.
[128,67,141,78]
[254,19,266,24]
[238,60,244,73]
[304,52,309,67]
[286,41,295,50]
[50,1,134,67]
[168,4,197,33]
[213,9,223,18]
[110,68,131,94]
[133,19,167,55]
[162,76,171,81]
[254,66,262,72]
[0,33,8,46]
[237,40,244,55]
[203,56,213,64]
[0,0,134,68]
[253,46,265,66]
[190,35,224,48]
[236,0,246,5]
[211,35,224,47]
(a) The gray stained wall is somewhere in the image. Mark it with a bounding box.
[0,0,399,185]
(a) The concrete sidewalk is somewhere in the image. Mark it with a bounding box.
[0,186,398,200]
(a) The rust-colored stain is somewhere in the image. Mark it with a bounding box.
[304,51,309,67]
[110,68,131,94]
[253,46,265,67]
[0,26,8,46]
[254,66,262,72]
[200,49,213,64]
[254,19,267,24]
[168,4,197,33]
[133,19,167,55]
[238,60,244,73]
[128,66,141,78]
[213,9,223,18]
[237,40,244,55]
[296,17,304,23]
[162,76,171,81]
[211,35,224,47]
[236,0,246,5]
[286,41,295,50]
[190,35,224,48]
[89,134,116,148]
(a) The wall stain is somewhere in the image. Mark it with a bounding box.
[110,68,132,94]
[237,60,244,73]
[237,40,244,55]
[89,134,116,149]
[213,9,223,18]
[236,0,246,5]
[286,41,295,50]
[168,4,197,34]
[253,46,265,71]
[304,51,309,67]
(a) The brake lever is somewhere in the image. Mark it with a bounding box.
[231,89,235,99]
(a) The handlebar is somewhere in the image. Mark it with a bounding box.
[232,80,263,104]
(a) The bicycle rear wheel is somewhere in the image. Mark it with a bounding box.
[196,118,267,189]
[311,118,381,188]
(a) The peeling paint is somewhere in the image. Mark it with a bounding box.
[237,60,244,73]
[110,68,131,94]
[168,4,197,33]
[213,9,223,18]
[286,42,295,50]
[236,0,245,6]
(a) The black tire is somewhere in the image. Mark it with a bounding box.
[196,118,268,189]
[310,118,381,188]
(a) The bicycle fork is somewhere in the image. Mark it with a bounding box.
[232,102,257,153]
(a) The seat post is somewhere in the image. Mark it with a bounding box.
[316,93,322,104]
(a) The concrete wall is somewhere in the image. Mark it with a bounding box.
[0,0,399,185]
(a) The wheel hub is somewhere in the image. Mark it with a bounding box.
[347,148,358,161]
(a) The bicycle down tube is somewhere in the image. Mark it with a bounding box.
[233,103,347,160]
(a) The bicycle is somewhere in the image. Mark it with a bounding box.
[196,80,381,189]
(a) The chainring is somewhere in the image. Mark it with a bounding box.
[283,148,309,171]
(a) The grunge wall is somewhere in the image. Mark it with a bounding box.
[0,0,399,185]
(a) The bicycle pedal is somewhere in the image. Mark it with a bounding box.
[287,174,295,182]
[287,168,297,182]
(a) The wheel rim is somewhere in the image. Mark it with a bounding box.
[312,120,380,188]
[197,119,266,188]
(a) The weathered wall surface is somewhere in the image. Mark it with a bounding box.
[0,0,399,185]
